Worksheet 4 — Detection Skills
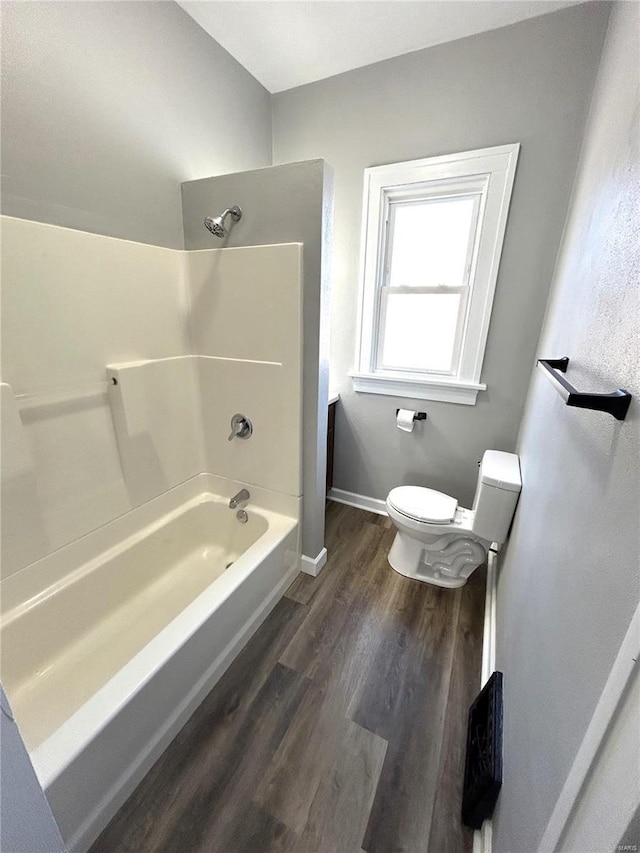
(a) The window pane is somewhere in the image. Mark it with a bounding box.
[388,196,476,288]
[380,292,461,372]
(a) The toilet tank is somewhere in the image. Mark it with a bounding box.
[472,450,522,544]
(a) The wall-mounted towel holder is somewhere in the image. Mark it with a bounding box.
[395,409,427,421]
[537,357,632,421]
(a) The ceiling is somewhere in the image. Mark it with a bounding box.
[177,1,581,93]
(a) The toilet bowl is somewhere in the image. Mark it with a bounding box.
[386,450,521,588]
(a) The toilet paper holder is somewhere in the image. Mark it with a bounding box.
[395,409,427,421]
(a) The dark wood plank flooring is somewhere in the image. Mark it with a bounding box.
[91,503,485,853]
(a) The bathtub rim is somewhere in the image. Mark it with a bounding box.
[31,506,297,791]
[2,489,269,628]
[1,471,299,618]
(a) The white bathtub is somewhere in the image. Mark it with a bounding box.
[0,473,300,851]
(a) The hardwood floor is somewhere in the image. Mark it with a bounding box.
[91,503,486,853]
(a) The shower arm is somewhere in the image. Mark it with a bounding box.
[221,206,242,223]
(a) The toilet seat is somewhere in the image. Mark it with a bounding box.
[387,486,458,524]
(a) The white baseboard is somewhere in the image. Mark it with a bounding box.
[301,547,327,577]
[472,545,499,853]
[473,818,493,853]
[327,487,387,516]
[482,546,499,685]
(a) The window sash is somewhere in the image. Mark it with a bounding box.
[384,190,482,291]
[371,188,482,376]
[374,287,470,376]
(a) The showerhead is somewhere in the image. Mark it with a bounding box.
[204,216,226,238]
[204,205,242,238]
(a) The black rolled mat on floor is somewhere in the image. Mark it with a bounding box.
[461,670,504,830]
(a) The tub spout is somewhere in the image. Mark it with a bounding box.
[229,489,250,509]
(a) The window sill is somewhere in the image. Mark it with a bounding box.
[349,371,486,405]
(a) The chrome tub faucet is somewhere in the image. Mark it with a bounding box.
[229,489,250,509]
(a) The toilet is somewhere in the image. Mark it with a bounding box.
[386,450,521,588]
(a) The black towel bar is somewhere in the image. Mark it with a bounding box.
[537,357,632,421]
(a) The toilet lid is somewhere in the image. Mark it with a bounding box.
[388,486,458,524]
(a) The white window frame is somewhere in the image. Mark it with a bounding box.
[350,144,520,405]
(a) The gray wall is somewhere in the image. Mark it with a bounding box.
[0,1,272,249]
[493,2,640,850]
[181,160,333,560]
[272,3,610,507]
[1,686,66,852]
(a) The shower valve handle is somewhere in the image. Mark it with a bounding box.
[228,414,253,441]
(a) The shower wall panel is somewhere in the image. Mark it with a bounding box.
[197,356,302,497]
[187,243,303,494]
[0,216,190,574]
[1,216,302,581]
[107,357,206,508]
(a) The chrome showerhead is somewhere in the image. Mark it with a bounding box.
[204,205,242,238]
[204,216,225,238]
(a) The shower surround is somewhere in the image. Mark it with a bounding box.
[0,215,303,850]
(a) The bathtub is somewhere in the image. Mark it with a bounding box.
[0,473,300,851]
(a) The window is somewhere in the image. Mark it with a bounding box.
[351,144,519,404]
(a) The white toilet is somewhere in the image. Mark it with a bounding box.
[386,450,522,588]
